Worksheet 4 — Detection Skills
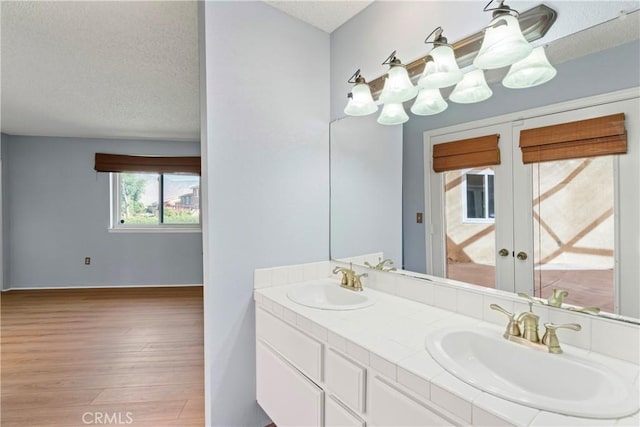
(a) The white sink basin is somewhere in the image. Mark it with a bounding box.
[426,327,639,418]
[287,282,375,310]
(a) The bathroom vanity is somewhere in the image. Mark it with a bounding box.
[254,262,640,426]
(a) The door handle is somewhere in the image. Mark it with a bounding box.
[498,248,510,257]
[517,251,528,261]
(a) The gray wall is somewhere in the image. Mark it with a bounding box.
[200,2,329,426]
[403,40,640,273]
[2,134,203,288]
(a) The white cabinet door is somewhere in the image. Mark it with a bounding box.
[256,340,323,427]
[325,348,366,414]
[326,395,366,427]
[256,308,324,382]
[369,376,452,427]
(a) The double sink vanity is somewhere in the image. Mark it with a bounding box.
[254,261,639,426]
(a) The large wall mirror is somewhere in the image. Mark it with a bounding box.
[330,16,640,323]
[330,115,402,266]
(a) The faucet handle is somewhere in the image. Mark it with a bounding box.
[542,323,581,354]
[544,323,581,332]
[517,292,544,307]
[490,303,514,318]
[490,304,521,339]
[567,306,601,315]
[352,272,367,291]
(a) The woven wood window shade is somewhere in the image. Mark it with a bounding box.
[94,153,201,175]
[432,134,500,173]
[519,113,627,164]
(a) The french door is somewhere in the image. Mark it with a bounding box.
[427,122,530,295]
[426,96,639,316]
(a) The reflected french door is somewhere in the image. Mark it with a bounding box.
[426,97,639,314]
[427,122,528,294]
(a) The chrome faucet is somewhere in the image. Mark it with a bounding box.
[491,303,581,354]
[332,263,367,292]
[364,257,397,272]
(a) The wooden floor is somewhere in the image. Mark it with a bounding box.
[1,287,204,427]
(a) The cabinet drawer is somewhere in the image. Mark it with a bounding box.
[256,308,323,382]
[326,395,365,427]
[257,340,324,427]
[369,376,452,427]
[325,348,366,413]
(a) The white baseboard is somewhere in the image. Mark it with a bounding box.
[2,283,203,291]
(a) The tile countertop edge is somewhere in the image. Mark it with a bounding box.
[254,282,640,427]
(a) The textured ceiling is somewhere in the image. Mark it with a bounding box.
[1,1,200,141]
[265,1,374,33]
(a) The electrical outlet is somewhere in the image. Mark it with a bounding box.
[416,212,423,224]
[84,257,91,265]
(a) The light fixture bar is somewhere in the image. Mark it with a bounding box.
[366,4,556,100]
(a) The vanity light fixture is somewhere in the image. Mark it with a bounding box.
[410,87,448,116]
[502,46,557,89]
[473,0,533,70]
[449,69,493,104]
[417,27,463,89]
[379,51,418,104]
[344,69,378,116]
[343,3,558,125]
[377,102,410,125]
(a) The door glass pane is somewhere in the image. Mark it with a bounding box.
[119,173,159,225]
[444,168,496,288]
[163,174,200,224]
[532,156,614,312]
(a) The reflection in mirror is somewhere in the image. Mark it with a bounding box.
[444,167,496,288]
[532,156,615,313]
[330,17,639,324]
[330,115,402,267]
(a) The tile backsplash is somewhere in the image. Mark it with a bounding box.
[253,260,640,364]
[253,261,331,289]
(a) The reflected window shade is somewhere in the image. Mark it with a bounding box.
[94,153,201,175]
[519,113,627,164]
[432,134,500,173]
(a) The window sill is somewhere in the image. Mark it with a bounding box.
[462,219,495,225]
[108,227,202,234]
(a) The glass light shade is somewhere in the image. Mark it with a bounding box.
[418,45,463,89]
[377,103,409,125]
[379,66,418,103]
[502,46,557,89]
[410,88,448,116]
[473,14,533,70]
[449,69,493,104]
[344,83,378,116]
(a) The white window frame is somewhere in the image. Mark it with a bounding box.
[109,172,201,233]
[461,168,495,224]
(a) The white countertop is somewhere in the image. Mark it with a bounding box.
[255,278,640,427]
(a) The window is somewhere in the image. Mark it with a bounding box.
[462,168,494,223]
[111,172,200,231]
